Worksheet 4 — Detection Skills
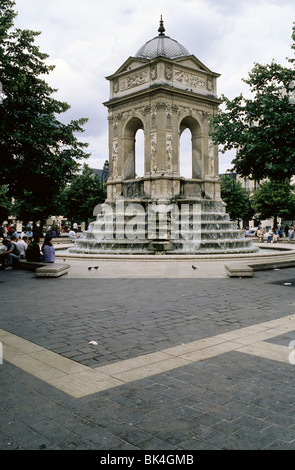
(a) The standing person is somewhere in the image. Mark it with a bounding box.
[257,227,264,243]
[41,236,55,263]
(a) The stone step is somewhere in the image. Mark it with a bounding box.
[225,255,295,277]
[19,260,70,278]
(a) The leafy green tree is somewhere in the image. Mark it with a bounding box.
[220,174,254,226]
[12,189,62,233]
[0,185,12,225]
[251,178,295,227]
[62,164,106,229]
[211,24,295,181]
[0,0,89,222]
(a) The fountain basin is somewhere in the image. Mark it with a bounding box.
[56,243,295,262]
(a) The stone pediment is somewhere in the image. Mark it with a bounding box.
[170,58,220,97]
[106,54,220,101]
[173,55,220,77]
[107,54,219,80]
[107,57,148,78]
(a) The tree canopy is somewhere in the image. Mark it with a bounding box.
[220,174,254,225]
[0,0,89,217]
[251,178,295,227]
[61,164,106,229]
[210,24,295,182]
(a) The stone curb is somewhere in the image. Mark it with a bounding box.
[225,255,295,277]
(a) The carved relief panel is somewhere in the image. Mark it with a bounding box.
[112,140,119,178]
[208,139,215,176]
[150,132,157,173]
[166,133,173,174]
[174,69,206,90]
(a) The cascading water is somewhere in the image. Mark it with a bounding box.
[69,198,257,255]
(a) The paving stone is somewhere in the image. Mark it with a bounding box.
[2,265,295,450]
[263,439,295,450]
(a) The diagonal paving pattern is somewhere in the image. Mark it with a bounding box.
[1,314,294,398]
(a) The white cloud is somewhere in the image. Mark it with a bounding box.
[13,0,295,173]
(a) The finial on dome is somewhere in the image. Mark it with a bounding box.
[158,15,165,36]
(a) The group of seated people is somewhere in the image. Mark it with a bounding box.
[0,235,55,270]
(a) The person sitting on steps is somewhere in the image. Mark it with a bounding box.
[0,237,20,270]
[26,237,42,262]
[41,236,56,263]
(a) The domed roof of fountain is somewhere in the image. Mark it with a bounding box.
[134,17,190,60]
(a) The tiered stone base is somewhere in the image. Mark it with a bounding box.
[69,199,257,255]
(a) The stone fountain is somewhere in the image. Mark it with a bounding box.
[70,18,257,256]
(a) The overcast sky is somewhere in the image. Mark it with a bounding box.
[13,0,295,175]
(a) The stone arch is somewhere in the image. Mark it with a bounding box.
[179,115,203,179]
[179,128,192,178]
[135,129,145,177]
[122,116,144,180]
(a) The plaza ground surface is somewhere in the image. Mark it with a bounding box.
[1,256,295,455]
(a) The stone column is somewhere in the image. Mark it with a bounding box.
[123,136,135,180]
